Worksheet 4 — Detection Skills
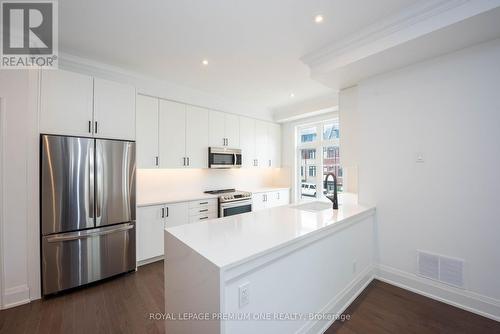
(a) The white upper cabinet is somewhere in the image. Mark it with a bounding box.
[208,110,240,148]
[224,113,240,148]
[268,123,281,168]
[208,110,226,147]
[40,70,136,141]
[186,105,209,168]
[159,99,186,169]
[40,70,94,137]
[239,117,256,168]
[254,120,269,168]
[93,78,136,140]
[136,95,159,168]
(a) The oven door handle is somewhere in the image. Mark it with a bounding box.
[220,199,253,209]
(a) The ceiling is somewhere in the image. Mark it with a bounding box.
[59,0,418,113]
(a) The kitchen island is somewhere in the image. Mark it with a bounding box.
[164,198,376,334]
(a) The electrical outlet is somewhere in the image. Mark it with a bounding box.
[239,283,250,308]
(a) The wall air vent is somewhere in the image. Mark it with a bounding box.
[417,251,439,280]
[417,251,464,288]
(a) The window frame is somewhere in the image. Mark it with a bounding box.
[295,118,340,202]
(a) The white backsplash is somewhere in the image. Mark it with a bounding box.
[137,168,288,202]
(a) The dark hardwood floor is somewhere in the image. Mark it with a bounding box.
[1,261,499,334]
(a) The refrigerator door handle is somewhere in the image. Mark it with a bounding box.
[46,224,134,243]
[89,142,95,220]
[95,143,103,224]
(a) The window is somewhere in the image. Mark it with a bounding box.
[299,127,317,144]
[309,166,316,177]
[296,118,342,201]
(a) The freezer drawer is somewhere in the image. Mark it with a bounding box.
[42,222,136,295]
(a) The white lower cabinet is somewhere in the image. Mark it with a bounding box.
[137,202,188,263]
[252,192,268,211]
[137,199,217,264]
[136,204,165,262]
[252,189,290,211]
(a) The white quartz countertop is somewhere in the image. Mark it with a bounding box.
[165,198,375,269]
[137,192,218,207]
[137,186,290,207]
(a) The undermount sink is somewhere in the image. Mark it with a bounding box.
[292,201,333,212]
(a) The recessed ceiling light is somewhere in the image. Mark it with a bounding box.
[314,14,324,24]
[202,59,209,66]
[290,93,295,98]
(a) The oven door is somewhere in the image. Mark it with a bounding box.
[209,147,242,168]
[220,199,252,217]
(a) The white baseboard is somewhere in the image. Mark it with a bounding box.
[2,284,30,309]
[375,264,500,322]
[298,265,376,334]
[137,255,164,267]
[298,263,500,334]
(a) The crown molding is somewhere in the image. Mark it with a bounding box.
[302,0,500,73]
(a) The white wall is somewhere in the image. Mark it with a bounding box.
[0,71,35,308]
[341,39,500,302]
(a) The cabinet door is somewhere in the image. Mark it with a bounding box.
[93,78,136,140]
[239,117,256,168]
[136,95,159,168]
[252,193,267,211]
[164,202,189,228]
[255,120,269,168]
[268,123,281,168]
[277,189,290,206]
[185,105,209,168]
[269,189,289,207]
[208,110,225,147]
[40,70,94,137]
[225,113,240,148]
[136,205,165,262]
[159,100,186,168]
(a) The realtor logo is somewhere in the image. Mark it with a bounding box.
[1,1,58,68]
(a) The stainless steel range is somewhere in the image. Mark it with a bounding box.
[204,189,252,217]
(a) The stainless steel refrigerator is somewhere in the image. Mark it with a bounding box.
[40,135,136,295]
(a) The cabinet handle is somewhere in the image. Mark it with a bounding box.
[277,192,280,200]
[166,207,169,217]
[187,157,190,166]
[155,156,159,166]
[199,209,208,212]
[200,216,209,220]
[183,157,186,166]
[94,121,98,134]
[161,207,165,218]
[88,121,92,133]
[269,160,271,167]
[199,202,208,205]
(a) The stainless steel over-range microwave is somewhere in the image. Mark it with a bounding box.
[208,147,242,168]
